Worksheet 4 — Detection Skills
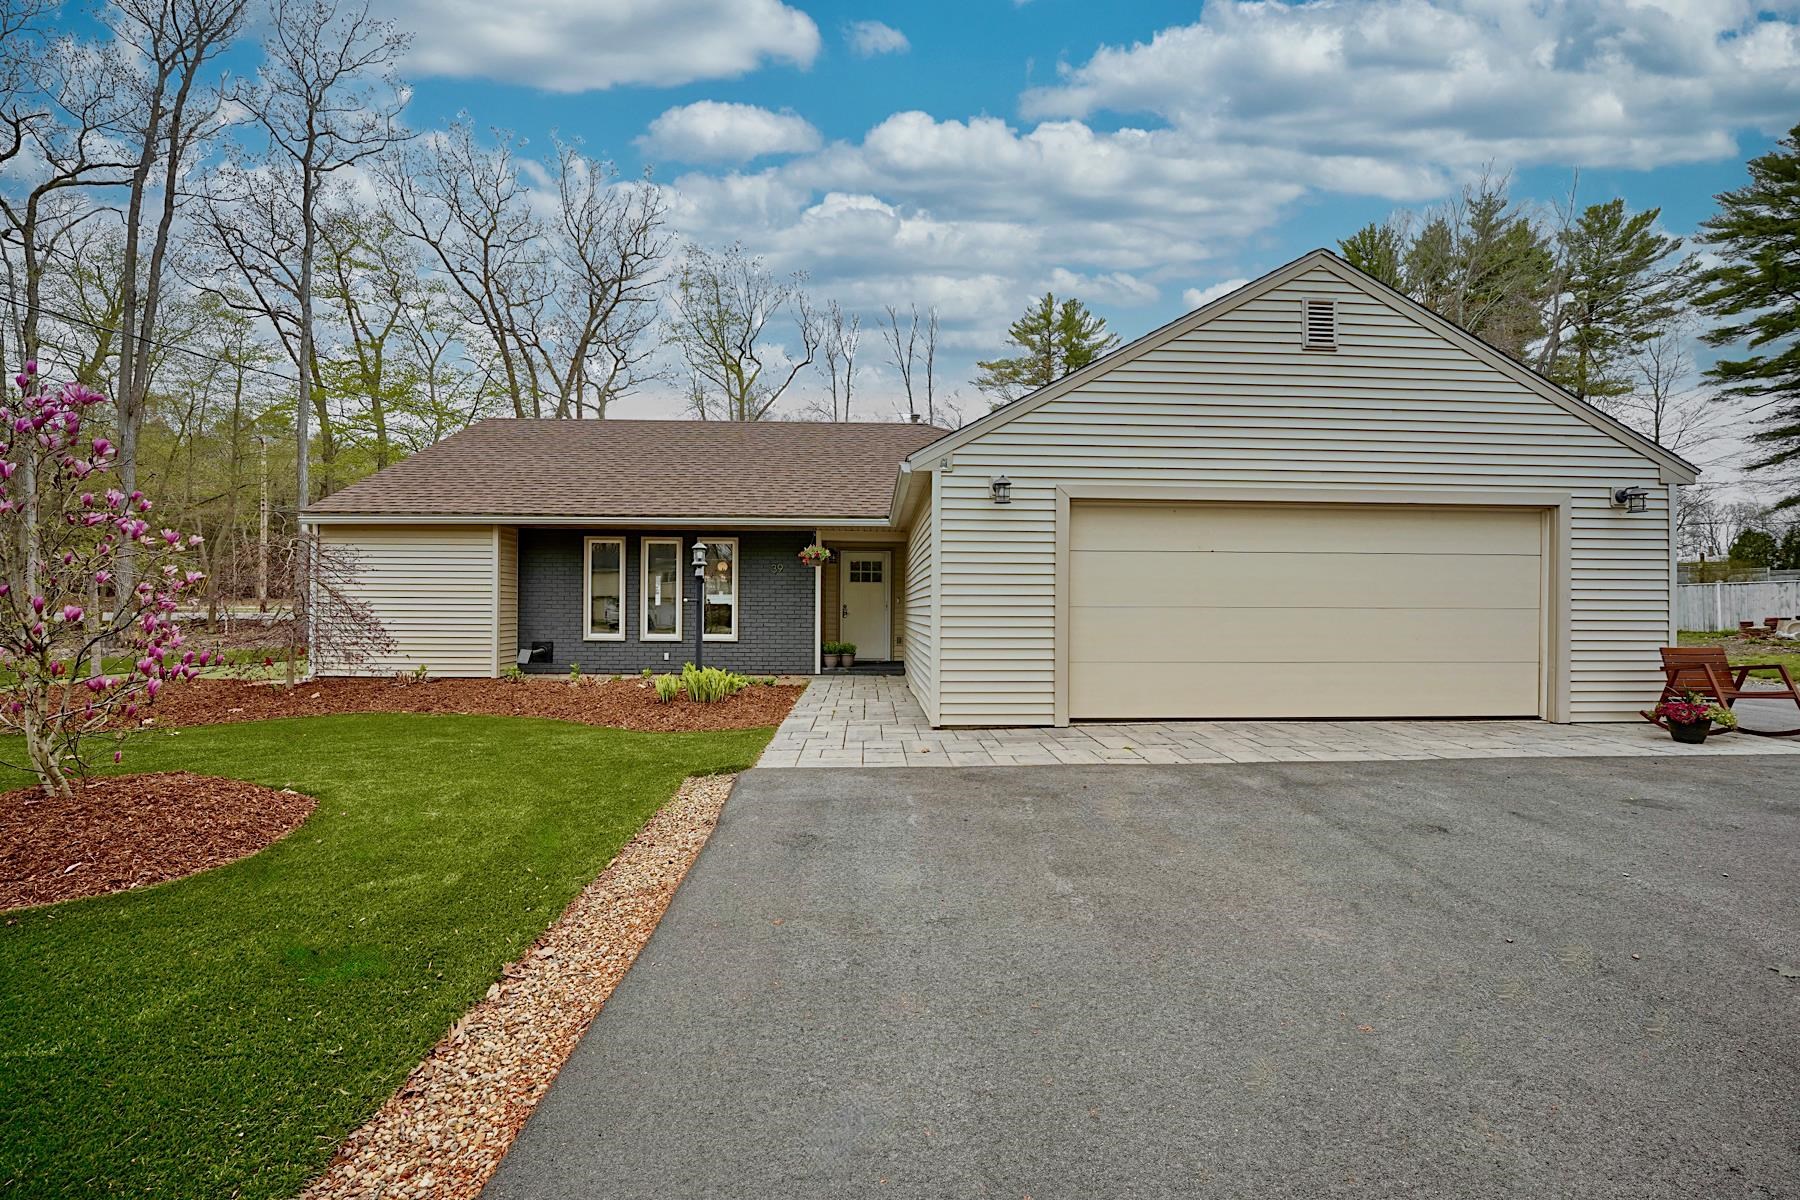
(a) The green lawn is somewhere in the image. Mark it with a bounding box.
[0,713,770,1198]
[1678,630,1800,681]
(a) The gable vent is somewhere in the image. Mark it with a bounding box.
[1300,297,1337,351]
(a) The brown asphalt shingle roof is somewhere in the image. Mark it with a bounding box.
[304,418,953,521]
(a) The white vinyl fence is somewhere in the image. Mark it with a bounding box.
[1678,580,1800,632]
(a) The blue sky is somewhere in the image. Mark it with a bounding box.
[347,0,1799,424]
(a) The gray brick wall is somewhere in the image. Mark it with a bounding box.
[516,529,816,675]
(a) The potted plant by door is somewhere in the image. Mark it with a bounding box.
[799,544,832,568]
[1654,693,1735,744]
[839,642,857,669]
[822,641,842,669]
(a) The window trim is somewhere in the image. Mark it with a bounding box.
[701,536,740,643]
[640,536,683,641]
[581,536,626,642]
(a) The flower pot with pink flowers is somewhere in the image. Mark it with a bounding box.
[1653,693,1736,744]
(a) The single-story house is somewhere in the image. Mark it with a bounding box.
[303,248,1698,727]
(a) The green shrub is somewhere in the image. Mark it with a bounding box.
[653,673,681,703]
[568,662,581,683]
[641,667,654,678]
[411,664,430,684]
[680,663,749,703]
[500,665,527,683]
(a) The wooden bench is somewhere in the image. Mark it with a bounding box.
[1641,646,1800,737]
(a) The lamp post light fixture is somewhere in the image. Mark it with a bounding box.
[990,475,1012,505]
[1611,486,1649,514]
[691,541,707,670]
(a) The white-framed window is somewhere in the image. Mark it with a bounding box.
[640,537,682,641]
[702,537,738,641]
[583,537,625,641]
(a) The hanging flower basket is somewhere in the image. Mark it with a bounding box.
[799,544,832,567]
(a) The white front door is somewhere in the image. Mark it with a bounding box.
[840,551,891,661]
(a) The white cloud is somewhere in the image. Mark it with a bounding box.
[638,102,822,163]
[1021,0,1800,171]
[1181,279,1251,310]
[1050,267,1159,306]
[845,19,910,57]
[627,2,1798,417]
[379,0,820,93]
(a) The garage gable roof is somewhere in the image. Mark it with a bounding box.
[903,249,1700,485]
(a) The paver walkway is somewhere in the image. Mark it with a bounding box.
[758,675,1800,767]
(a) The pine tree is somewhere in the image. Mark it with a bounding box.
[1694,123,1800,510]
[1730,527,1779,568]
[1546,200,1690,403]
[1347,177,1553,362]
[1777,523,1800,571]
[1338,222,1405,289]
[974,293,1118,406]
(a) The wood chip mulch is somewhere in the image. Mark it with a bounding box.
[299,772,736,1200]
[141,676,804,733]
[0,772,316,911]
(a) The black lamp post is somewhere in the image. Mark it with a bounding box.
[691,540,707,670]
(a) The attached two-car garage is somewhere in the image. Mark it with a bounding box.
[1067,501,1548,720]
[900,249,1696,728]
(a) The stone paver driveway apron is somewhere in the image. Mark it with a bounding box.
[758,675,1800,767]
[483,758,1800,1200]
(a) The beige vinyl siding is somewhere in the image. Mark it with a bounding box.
[930,264,1674,725]
[495,526,518,674]
[316,524,498,677]
[903,475,939,723]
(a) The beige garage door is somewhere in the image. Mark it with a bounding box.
[1068,502,1545,720]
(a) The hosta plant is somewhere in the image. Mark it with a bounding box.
[680,663,749,703]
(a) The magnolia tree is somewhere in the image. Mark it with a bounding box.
[0,362,210,795]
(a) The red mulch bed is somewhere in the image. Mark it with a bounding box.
[0,772,316,911]
[140,676,805,733]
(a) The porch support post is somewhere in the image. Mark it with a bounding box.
[813,530,822,675]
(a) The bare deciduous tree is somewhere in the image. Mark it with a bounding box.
[882,301,943,424]
[812,300,859,421]
[108,0,247,504]
[242,0,408,510]
[533,141,668,418]
[667,243,818,421]
[383,125,667,419]
[1617,314,1719,460]
[0,32,134,374]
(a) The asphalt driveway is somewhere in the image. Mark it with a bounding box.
[484,759,1800,1199]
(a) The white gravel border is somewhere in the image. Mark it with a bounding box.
[299,772,738,1200]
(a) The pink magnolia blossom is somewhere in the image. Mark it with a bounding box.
[1,365,203,792]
